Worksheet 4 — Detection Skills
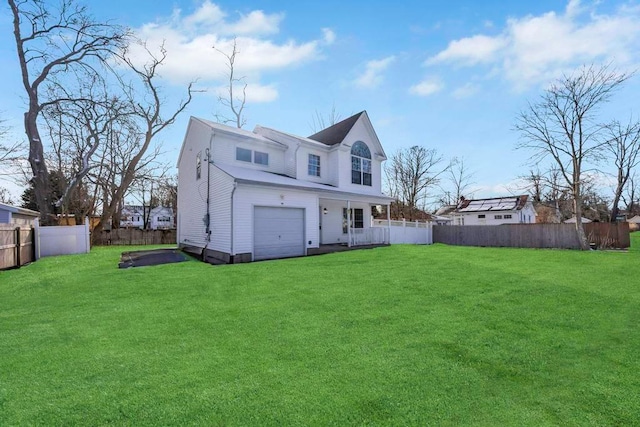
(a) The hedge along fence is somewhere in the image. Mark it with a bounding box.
[92,229,176,246]
[433,222,630,249]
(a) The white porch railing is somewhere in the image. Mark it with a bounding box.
[349,227,389,246]
[371,219,433,245]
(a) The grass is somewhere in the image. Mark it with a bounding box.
[1,234,639,425]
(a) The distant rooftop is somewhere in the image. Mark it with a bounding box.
[457,195,529,212]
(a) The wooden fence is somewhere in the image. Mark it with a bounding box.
[93,229,176,246]
[0,225,35,270]
[433,223,630,249]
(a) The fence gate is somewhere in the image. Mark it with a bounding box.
[0,225,35,270]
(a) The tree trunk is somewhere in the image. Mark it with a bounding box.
[25,109,52,224]
[573,195,589,250]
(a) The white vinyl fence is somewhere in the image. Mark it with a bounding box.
[372,219,433,245]
[35,217,90,259]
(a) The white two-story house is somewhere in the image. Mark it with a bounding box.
[177,111,394,263]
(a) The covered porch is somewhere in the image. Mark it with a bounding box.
[318,195,392,247]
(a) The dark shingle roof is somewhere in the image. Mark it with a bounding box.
[307,111,364,146]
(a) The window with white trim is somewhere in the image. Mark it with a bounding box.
[478,214,486,219]
[308,154,320,177]
[236,147,252,162]
[254,151,269,165]
[351,141,372,186]
[494,215,503,219]
[342,208,364,233]
[504,214,512,219]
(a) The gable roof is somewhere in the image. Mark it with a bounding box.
[308,111,365,146]
[456,195,530,212]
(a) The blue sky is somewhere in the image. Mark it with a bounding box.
[1,0,639,203]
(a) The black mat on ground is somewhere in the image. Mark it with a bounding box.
[118,248,189,268]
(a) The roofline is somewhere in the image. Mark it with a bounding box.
[235,178,394,203]
[0,202,40,217]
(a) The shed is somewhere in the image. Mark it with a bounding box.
[0,202,40,226]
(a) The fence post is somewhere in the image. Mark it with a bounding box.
[34,217,41,260]
[15,227,21,267]
[84,217,90,253]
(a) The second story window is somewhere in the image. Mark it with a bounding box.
[254,151,269,165]
[236,147,252,162]
[308,154,320,177]
[351,141,372,186]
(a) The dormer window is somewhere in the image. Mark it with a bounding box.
[351,141,372,186]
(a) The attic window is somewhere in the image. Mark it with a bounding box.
[351,141,372,186]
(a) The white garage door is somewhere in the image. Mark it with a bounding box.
[254,207,305,261]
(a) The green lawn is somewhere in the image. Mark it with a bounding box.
[1,235,639,425]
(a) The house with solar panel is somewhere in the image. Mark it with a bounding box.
[176,111,395,263]
[450,195,537,226]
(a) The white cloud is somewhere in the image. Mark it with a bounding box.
[452,83,480,99]
[426,1,640,89]
[322,28,336,45]
[354,56,395,88]
[409,77,443,96]
[127,1,330,101]
[427,35,507,66]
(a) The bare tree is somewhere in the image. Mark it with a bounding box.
[8,0,128,223]
[515,64,631,249]
[310,103,343,133]
[439,156,475,205]
[91,44,193,235]
[603,118,640,221]
[385,146,448,220]
[622,171,639,216]
[0,117,21,164]
[213,38,246,128]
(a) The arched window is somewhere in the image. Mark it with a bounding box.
[351,141,372,186]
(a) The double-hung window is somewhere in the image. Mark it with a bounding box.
[308,154,321,177]
[351,141,372,186]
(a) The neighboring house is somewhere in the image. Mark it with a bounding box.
[0,202,39,226]
[120,205,146,229]
[150,206,175,230]
[450,195,537,225]
[564,216,592,224]
[121,205,175,230]
[177,111,393,263]
[628,215,640,231]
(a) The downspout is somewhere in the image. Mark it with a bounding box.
[201,133,214,261]
[230,182,237,262]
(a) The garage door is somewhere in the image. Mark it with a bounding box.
[254,207,305,261]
